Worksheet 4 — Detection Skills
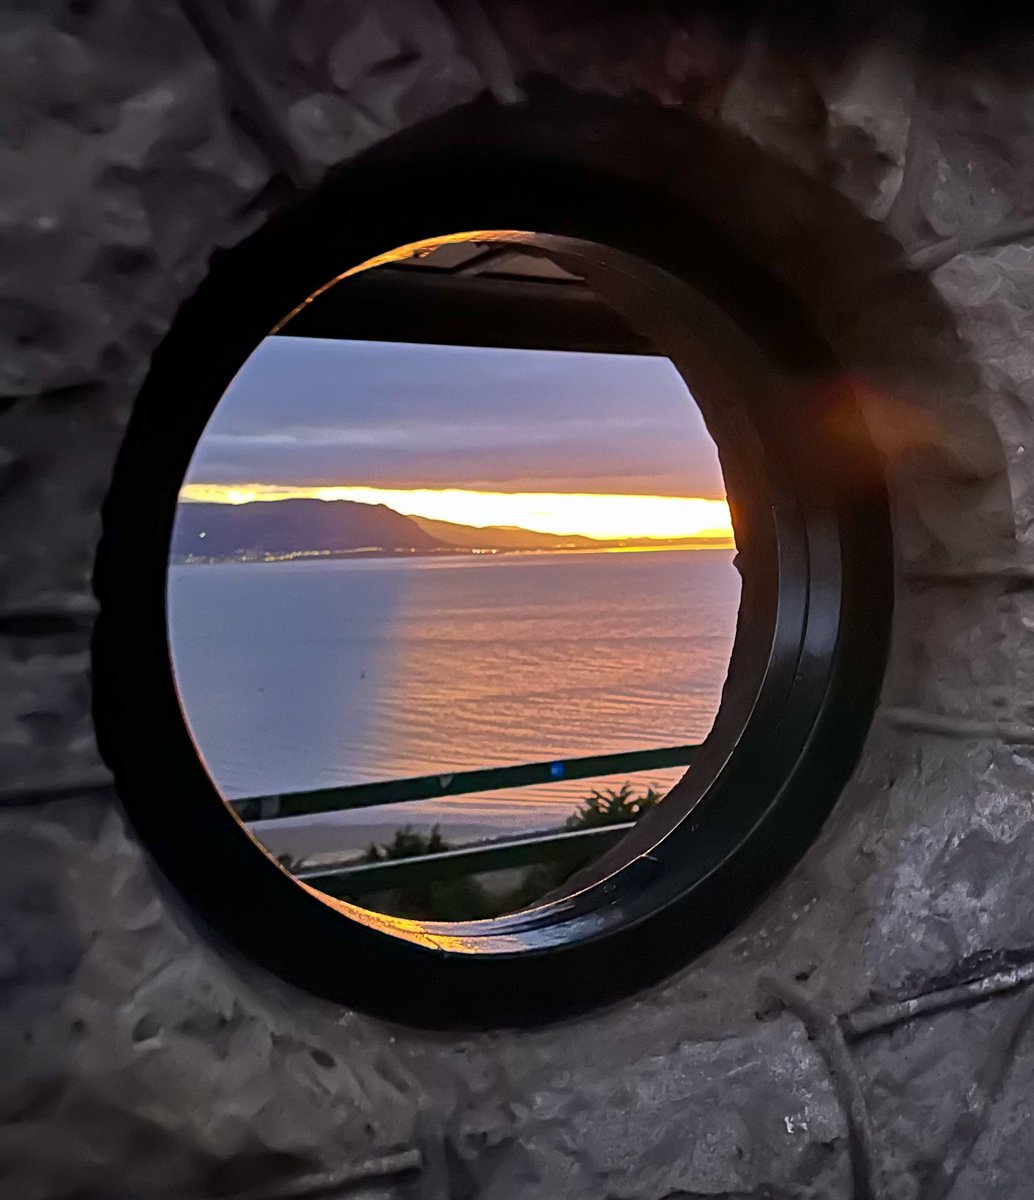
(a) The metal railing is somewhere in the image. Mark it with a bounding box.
[237,743,698,897]
[300,823,634,899]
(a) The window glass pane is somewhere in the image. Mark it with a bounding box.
[167,240,739,919]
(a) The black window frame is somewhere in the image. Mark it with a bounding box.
[93,96,892,1028]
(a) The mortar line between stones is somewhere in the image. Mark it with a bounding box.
[762,974,886,1200]
[909,217,1034,273]
[757,958,1034,1200]
[842,960,1034,1041]
[247,1148,424,1199]
[880,706,1034,745]
[903,562,1034,583]
[884,42,933,248]
[0,779,116,809]
[0,609,94,636]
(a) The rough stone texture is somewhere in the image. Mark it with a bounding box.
[1,636,103,798]
[862,735,1034,994]
[907,61,1034,256]
[1,382,132,615]
[6,3,1034,1199]
[0,796,429,1200]
[883,578,1034,727]
[932,243,1034,552]
[434,1018,849,1199]
[718,35,920,225]
[946,1009,1034,1200]
[485,2,740,114]
[852,991,1034,1200]
[0,1,271,399]
[821,43,914,224]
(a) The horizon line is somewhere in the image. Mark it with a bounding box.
[178,484,734,543]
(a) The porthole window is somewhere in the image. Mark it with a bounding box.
[166,238,741,923]
[94,113,891,1026]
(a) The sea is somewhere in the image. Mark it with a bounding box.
[167,548,740,864]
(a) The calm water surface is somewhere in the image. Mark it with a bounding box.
[168,549,740,860]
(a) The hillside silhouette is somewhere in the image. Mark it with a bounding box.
[171,498,443,559]
[171,497,734,561]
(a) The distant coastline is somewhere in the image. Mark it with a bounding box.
[170,540,735,566]
[170,495,734,564]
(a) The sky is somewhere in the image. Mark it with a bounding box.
[182,336,732,541]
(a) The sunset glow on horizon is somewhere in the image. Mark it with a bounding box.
[178,483,734,542]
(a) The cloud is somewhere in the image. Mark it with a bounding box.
[186,337,726,498]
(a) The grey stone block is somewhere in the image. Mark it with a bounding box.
[864,735,1034,996]
[0,793,427,1200]
[6,7,1034,1198]
[912,63,1034,251]
[852,989,1034,1200]
[443,1018,850,1199]
[933,244,1034,553]
[0,1,272,398]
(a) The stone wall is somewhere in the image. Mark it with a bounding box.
[4,4,1034,1198]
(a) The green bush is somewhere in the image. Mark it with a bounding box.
[347,783,662,920]
[564,783,661,830]
[360,824,449,863]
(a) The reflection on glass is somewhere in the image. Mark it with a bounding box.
[167,240,739,921]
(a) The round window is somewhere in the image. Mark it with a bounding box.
[167,236,740,924]
[94,108,891,1026]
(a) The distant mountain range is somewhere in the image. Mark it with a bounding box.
[171,498,441,559]
[170,498,731,562]
[408,514,599,551]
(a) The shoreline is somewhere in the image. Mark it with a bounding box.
[170,540,736,566]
